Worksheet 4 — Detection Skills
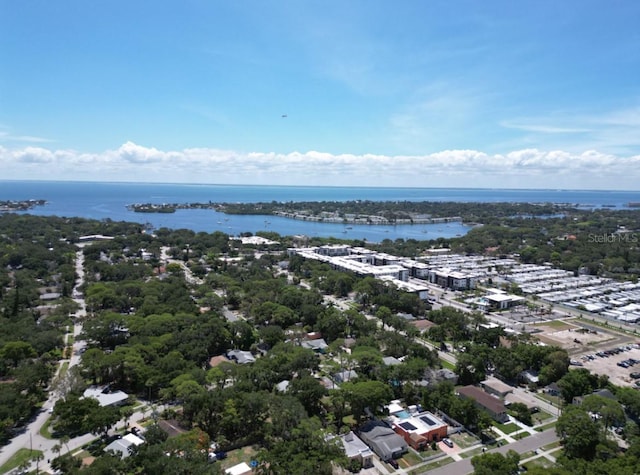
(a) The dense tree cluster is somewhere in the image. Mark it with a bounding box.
[453,209,640,279]
[3,210,640,473]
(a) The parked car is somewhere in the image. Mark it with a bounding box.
[443,438,454,448]
[387,459,399,469]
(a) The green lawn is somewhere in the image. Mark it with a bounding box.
[39,418,55,439]
[494,422,520,434]
[541,440,563,451]
[398,449,424,467]
[440,359,455,370]
[58,361,70,379]
[533,320,573,330]
[523,456,555,470]
[0,448,44,474]
[409,456,454,474]
[536,421,557,432]
[532,410,555,425]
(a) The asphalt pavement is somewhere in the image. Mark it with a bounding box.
[419,428,559,475]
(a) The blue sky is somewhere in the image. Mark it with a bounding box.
[1,0,640,189]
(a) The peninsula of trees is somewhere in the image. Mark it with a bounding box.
[127,200,578,226]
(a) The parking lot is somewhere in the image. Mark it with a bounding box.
[578,345,640,387]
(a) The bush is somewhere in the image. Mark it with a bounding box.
[348,457,362,473]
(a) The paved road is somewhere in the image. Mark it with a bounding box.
[0,249,93,473]
[420,428,559,475]
[160,246,203,285]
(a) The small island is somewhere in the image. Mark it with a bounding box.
[0,199,47,212]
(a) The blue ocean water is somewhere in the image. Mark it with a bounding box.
[1,181,639,242]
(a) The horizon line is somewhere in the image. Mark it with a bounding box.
[1,179,639,194]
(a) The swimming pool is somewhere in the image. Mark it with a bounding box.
[393,410,411,419]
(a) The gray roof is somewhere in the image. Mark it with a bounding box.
[227,350,256,364]
[341,431,373,459]
[40,292,61,300]
[301,338,328,351]
[436,368,457,379]
[104,433,144,458]
[83,387,129,407]
[382,356,401,366]
[359,421,407,460]
[333,370,358,383]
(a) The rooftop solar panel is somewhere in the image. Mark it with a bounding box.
[399,422,417,431]
[420,416,436,426]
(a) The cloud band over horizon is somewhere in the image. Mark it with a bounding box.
[2,142,639,191]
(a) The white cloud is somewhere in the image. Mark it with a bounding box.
[1,142,639,190]
[13,146,56,163]
[116,141,167,164]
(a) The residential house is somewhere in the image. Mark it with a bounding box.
[544,382,561,397]
[481,377,514,398]
[358,420,408,461]
[457,385,508,423]
[333,370,358,384]
[382,356,402,366]
[104,433,144,458]
[301,338,328,353]
[83,386,129,407]
[40,292,61,301]
[519,370,539,385]
[340,431,374,469]
[410,319,436,334]
[227,350,256,365]
[573,388,617,405]
[435,369,458,384]
[389,411,448,450]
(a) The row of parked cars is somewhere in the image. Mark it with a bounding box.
[581,343,640,362]
[617,358,639,369]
